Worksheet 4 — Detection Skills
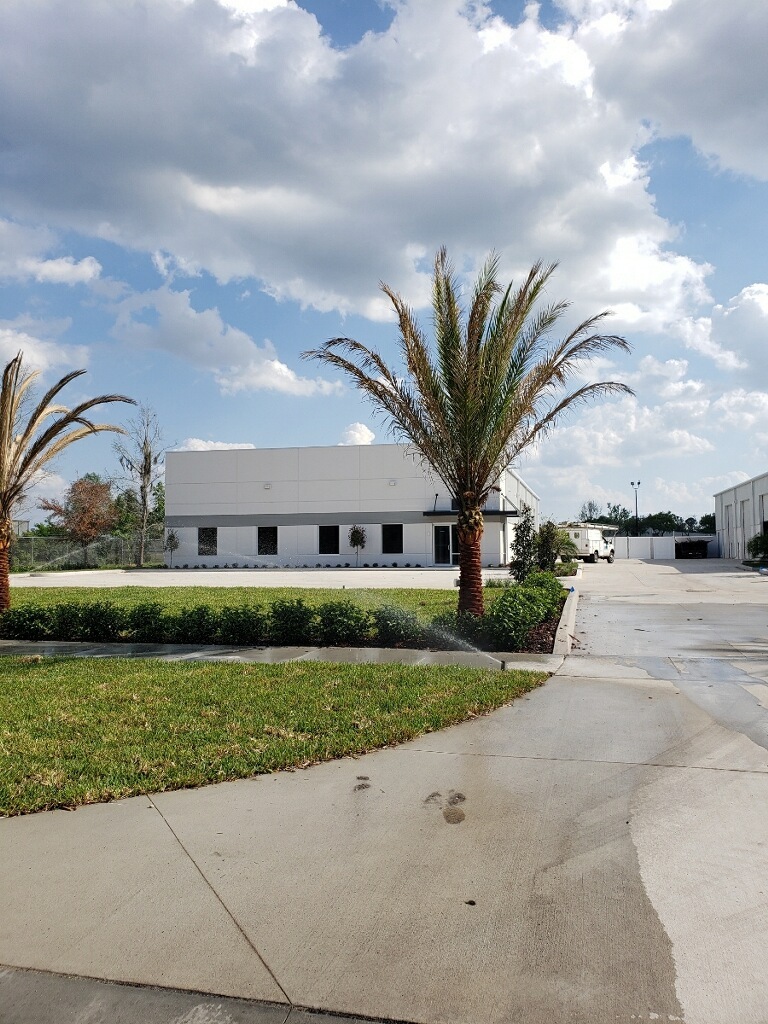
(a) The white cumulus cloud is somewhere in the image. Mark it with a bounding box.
[111,285,341,397]
[338,422,375,446]
[175,438,257,451]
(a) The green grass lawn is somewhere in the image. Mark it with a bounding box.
[0,656,546,816]
[9,585,465,619]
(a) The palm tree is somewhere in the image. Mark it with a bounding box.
[0,352,134,609]
[303,249,632,616]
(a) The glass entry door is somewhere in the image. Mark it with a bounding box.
[434,525,459,565]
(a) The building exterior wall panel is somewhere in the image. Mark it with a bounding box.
[165,444,539,568]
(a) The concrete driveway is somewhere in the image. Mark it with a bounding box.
[11,566,480,590]
[2,559,768,1023]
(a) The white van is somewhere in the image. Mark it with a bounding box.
[563,523,618,563]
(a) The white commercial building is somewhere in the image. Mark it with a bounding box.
[714,471,768,559]
[165,444,539,568]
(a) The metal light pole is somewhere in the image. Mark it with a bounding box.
[631,481,641,537]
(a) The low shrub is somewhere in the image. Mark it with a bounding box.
[49,603,85,642]
[126,602,168,644]
[484,572,565,651]
[429,610,488,650]
[316,600,372,646]
[0,605,51,641]
[268,598,317,646]
[371,605,424,647]
[78,601,126,642]
[747,534,768,560]
[169,606,219,645]
[216,605,268,646]
[556,561,578,577]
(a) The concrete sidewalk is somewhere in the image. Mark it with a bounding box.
[2,559,768,1023]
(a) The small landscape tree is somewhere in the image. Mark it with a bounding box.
[348,524,366,566]
[164,528,180,567]
[38,476,119,566]
[509,503,537,582]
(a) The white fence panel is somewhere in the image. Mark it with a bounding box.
[614,536,676,560]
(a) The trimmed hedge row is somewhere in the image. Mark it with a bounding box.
[0,575,566,651]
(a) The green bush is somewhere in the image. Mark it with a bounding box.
[523,571,566,614]
[0,605,51,641]
[78,602,126,642]
[216,605,268,646]
[484,573,565,651]
[429,610,488,650]
[49,603,85,642]
[126,602,167,644]
[268,599,317,646]
[316,600,372,646]
[556,561,578,577]
[747,534,768,559]
[371,605,425,647]
[168,606,219,645]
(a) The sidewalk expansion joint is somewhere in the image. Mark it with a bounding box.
[405,747,768,774]
[145,796,293,1006]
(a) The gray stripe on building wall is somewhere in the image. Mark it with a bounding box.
[165,510,512,529]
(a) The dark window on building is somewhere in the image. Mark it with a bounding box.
[258,526,278,555]
[198,527,217,556]
[382,523,403,554]
[318,525,339,555]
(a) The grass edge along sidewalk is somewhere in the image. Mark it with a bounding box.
[1,656,548,816]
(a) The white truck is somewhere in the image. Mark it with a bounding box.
[563,523,618,563]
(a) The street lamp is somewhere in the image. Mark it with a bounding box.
[631,481,641,537]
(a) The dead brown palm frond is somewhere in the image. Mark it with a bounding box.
[303,250,633,616]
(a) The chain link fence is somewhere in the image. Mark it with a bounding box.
[10,535,166,572]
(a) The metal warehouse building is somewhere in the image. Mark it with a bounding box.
[164,443,539,568]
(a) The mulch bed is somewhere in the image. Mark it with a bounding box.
[522,610,562,654]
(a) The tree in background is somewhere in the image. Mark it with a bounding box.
[699,513,715,533]
[605,503,632,536]
[0,352,133,609]
[348,524,366,566]
[509,503,537,582]
[113,406,166,567]
[536,520,578,571]
[578,499,603,522]
[305,249,631,616]
[641,511,684,536]
[38,476,119,566]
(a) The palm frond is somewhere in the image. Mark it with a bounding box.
[302,249,631,508]
[0,353,134,521]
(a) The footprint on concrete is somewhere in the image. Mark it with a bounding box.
[423,789,466,824]
[354,775,371,791]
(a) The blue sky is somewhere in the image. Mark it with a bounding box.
[2,0,767,524]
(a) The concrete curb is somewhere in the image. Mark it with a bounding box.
[0,638,562,672]
[553,585,579,655]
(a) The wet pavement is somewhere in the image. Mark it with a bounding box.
[2,559,768,1024]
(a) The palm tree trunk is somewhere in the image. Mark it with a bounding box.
[0,517,12,611]
[457,509,484,616]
